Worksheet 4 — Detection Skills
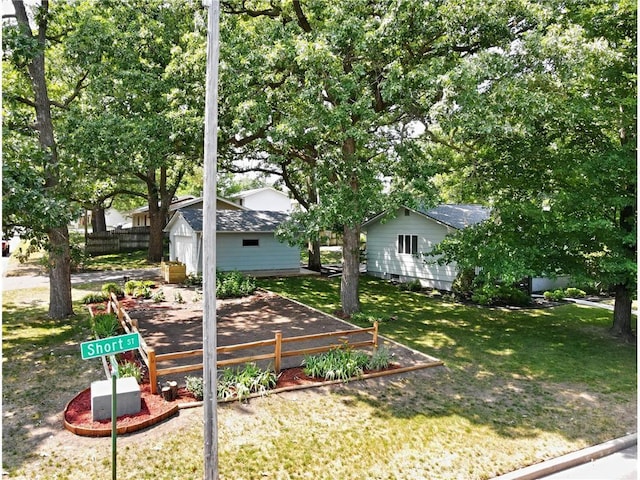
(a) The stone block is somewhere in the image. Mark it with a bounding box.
[91,376,141,421]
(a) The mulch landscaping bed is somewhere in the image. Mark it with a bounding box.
[69,288,442,437]
[63,365,407,437]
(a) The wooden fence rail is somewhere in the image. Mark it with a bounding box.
[103,293,378,394]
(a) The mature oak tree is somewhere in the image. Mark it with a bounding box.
[217,0,533,314]
[62,0,206,262]
[3,0,91,318]
[430,0,636,339]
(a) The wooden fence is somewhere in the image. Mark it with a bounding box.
[102,293,379,394]
[85,226,152,255]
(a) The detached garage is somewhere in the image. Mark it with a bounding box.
[164,209,300,276]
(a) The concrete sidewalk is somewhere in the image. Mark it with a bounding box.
[2,267,160,291]
[493,433,637,480]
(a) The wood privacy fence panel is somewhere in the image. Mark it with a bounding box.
[85,227,152,255]
[105,293,379,394]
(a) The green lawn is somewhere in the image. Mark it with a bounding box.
[259,276,636,392]
[2,275,636,479]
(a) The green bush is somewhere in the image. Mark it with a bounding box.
[216,271,257,299]
[82,292,108,304]
[184,274,203,287]
[564,287,586,298]
[452,268,476,299]
[472,283,531,307]
[93,313,120,339]
[117,361,142,383]
[185,376,204,401]
[101,282,124,298]
[543,289,566,301]
[152,290,165,303]
[216,363,277,401]
[124,280,155,296]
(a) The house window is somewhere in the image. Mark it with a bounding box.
[242,239,259,247]
[398,234,418,255]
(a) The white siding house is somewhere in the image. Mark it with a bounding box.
[164,209,300,276]
[363,205,490,291]
[229,187,292,212]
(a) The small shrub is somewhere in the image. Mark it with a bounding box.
[152,290,165,303]
[217,271,257,299]
[303,345,369,382]
[184,274,203,287]
[471,283,531,307]
[544,289,566,301]
[93,313,120,339]
[124,280,155,296]
[101,282,124,298]
[133,285,152,299]
[452,268,476,299]
[185,376,204,401]
[117,361,142,383]
[82,292,108,304]
[564,287,586,298]
[216,363,277,401]
[174,291,185,304]
[367,346,393,371]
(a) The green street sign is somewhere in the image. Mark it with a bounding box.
[81,332,140,360]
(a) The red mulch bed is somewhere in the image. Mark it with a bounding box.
[63,366,401,437]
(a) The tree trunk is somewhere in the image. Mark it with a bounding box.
[91,206,107,233]
[14,1,74,319]
[610,284,635,341]
[47,226,74,319]
[307,238,322,271]
[147,202,165,262]
[340,224,361,315]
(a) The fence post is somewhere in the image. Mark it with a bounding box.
[373,321,379,349]
[274,331,282,374]
[148,348,157,394]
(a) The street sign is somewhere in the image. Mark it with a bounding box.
[81,332,140,360]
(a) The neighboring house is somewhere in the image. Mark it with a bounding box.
[363,204,490,291]
[228,187,292,212]
[74,208,128,231]
[130,196,242,228]
[163,209,300,276]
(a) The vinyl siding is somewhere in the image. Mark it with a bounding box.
[241,190,291,211]
[216,232,300,272]
[365,208,459,290]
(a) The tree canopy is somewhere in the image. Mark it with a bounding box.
[217,0,538,313]
[430,0,637,337]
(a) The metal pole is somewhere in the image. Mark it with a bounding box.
[202,1,219,479]
[110,355,119,480]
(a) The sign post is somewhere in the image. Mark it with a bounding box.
[80,333,140,479]
[109,355,119,480]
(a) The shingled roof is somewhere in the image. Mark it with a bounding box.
[165,209,289,233]
[416,204,490,230]
[363,204,490,230]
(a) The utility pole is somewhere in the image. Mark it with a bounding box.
[202,1,220,479]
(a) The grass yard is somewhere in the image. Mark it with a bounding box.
[2,275,636,479]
